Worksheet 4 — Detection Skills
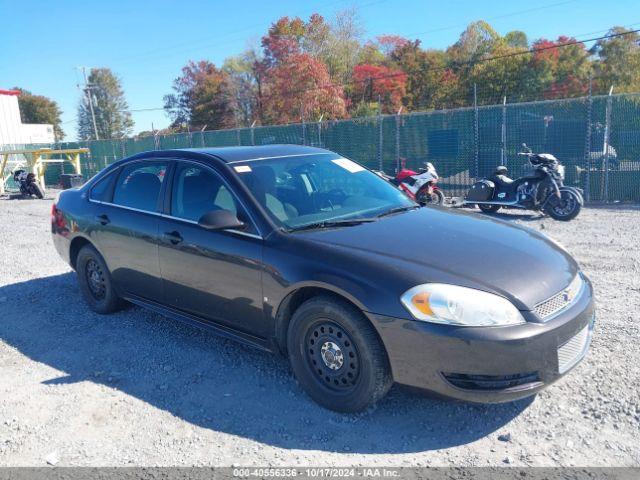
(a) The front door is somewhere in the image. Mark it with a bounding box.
[158,161,266,337]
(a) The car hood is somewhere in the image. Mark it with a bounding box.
[294,207,578,309]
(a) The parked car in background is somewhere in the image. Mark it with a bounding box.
[51,145,595,412]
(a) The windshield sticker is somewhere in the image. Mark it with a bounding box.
[234,165,252,173]
[332,158,365,173]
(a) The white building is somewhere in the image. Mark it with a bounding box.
[0,89,55,146]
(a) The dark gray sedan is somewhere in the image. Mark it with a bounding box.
[51,145,594,412]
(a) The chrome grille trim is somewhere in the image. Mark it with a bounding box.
[534,274,584,321]
[558,324,591,374]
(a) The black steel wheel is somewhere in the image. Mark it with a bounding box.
[305,321,360,391]
[287,296,392,412]
[76,244,127,314]
[85,258,106,301]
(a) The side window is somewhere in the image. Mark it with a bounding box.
[113,161,168,212]
[89,171,115,202]
[171,163,255,232]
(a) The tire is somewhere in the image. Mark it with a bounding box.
[478,203,501,213]
[76,245,127,314]
[416,187,445,205]
[287,296,392,413]
[31,182,44,199]
[545,190,581,221]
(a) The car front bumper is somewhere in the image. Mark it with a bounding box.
[367,281,595,403]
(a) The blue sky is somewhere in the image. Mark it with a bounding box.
[1,0,638,140]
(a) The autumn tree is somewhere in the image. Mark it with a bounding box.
[164,60,237,130]
[14,88,64,140]
[351,63,406,113]
[530,37,591,99]
[591,27,640,94]
[259,16,348,123]
[77,68,133,141]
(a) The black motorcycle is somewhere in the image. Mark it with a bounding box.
[462,145,583,221]
[13,169,44,199]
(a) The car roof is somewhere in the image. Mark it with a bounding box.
[176,144,332,163]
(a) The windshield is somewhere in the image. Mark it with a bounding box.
[232,153,415,230]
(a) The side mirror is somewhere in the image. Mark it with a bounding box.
[197,209,245,231]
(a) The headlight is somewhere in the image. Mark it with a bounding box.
[400,284,525,326]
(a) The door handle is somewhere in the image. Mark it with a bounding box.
[96,214,110,225]
[163,230,183,245]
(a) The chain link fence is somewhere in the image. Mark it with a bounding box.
[3,92,640,202]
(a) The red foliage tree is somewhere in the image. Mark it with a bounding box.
[531,37,590,99]
[376,35,410,57]
[258,16,348,124]
[352,63,407,112]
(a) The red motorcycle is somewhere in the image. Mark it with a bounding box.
[377,162,445,205]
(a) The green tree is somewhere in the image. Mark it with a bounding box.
[14,88,64,140]
[591,27,640,94]
[223,49,261,127]
[77,68,133,140]
[390,41,463,110]
[504,31,528,49]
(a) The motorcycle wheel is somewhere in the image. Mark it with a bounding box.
[31,182,44,199]
[416,187,445,206]
[478,204,501,213]
[545,191,581,221]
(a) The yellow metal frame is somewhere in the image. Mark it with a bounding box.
[0,147,89,194]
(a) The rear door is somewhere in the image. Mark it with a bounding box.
[89,159,169,301]
[157,160,266,337]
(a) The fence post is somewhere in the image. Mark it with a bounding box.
[377,95,383,171]
[250,120,256,146]
[501,96,507,166]
[601,86,613,203]
[317,114,323,147]
[236,128,241,146]
[395,107,402,173]
[583,76,592,203]
[473,83,479,178]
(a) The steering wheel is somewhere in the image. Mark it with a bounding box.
[316,188,348,210]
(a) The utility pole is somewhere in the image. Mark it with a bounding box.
[77,67,100,140]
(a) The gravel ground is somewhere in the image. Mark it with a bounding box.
[0,191,638,467]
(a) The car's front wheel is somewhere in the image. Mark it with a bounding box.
[287,296,392,412]
[76,244,127,314]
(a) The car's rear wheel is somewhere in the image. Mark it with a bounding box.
[287,296,392,412]
[76,244,126,314]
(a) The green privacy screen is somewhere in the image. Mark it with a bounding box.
[7,92,639,202]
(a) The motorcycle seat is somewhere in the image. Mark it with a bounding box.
[493,174,514,186]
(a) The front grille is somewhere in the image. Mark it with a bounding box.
[442,372,541,391]
[535,291,571,318]
[558,325,591,374]
[534,274,584,321]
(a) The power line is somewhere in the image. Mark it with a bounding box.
[283,27,640,97]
